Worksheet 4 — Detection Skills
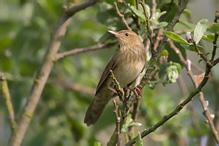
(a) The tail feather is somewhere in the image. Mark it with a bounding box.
[84,93,111,126]
[84,100,106,126]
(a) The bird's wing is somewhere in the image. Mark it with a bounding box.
[95,51,119,94]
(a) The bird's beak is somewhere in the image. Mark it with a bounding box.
[108,30,120,37]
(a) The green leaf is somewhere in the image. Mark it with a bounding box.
[202,34,215,42]
[164,31,190,45]
[208,23,219,34]
[94,141,101,146]
[160,49,168,57]
[188,44,204,52]
[172,62,182,73]
[166,65,179,83]
[127,122,142,127]
[158,62,168,79]
[0,54,12,71]
[194,19,209,44]
[136,132,143,146]
[130,6,145,21]
[0,38,11,51]
[183,9,191,15]
[151,22,168,29]
[121,114,133,133]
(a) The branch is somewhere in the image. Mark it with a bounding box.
[211,11,219,63]
[9,0,99,145]
[110,70,124,101]
[126,56,214,145]
[113,99,121,146]
[169,40,219,143]
[141,0,188,87]
[0,71,17,136]
[150,0,157,18]
[60,81,95,95]
[114,2,132,30]
[56,42,118,60]
[177,75,201,144]
[186,37,212,66]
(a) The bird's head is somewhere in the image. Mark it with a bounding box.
[108,30,143,49]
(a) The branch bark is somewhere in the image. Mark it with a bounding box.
[0,71,17,137]
[9,0,99,145]
[126,54,214,145]
[56,42,117,60]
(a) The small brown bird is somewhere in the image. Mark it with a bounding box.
[84,30,146,126]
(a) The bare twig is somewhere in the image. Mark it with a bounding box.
[214,58,219,66]
[61,81,95,95]
[169,40,219,143]
[177,75,201,145]
[151,0,157,18]
[0,71,17,136]
[140,1,153,43]
[110,70,124,101]
[126,52,214,145]
[9,0,99,145]
[211,11,219,63]
[56,42,117,60]
[114,2,132,30]
[187,38,212,66]
[113,99,121,146]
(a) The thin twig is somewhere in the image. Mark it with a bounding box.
[0,71,17,136]
[56,42,118,60]
[113,99,121,146]
[110,70,124,101]
[187,38,212,66]
[9,0,99,145]
[177,75,201,145]
[169,40,219,143]
[150,0,157,18]
[211,11,219,63]
[139,1,153,43]
[126,50,214,145]
[114,2,132,30]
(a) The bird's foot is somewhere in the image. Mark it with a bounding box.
[127,85,142,98]
[108,87,124,97]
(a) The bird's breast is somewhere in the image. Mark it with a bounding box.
[112,55,145,87]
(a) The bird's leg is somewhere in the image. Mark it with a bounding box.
[127,85,142,98]
[108,87,124,101]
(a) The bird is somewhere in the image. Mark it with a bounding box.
[84,30,146,126]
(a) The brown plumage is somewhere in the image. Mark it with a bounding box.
[84,30,146,126]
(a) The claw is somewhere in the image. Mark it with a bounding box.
[108,87,124,96]
[127,85,142,97]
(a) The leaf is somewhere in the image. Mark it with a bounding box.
[160,49,168,57]
[0,54,12,71]
[202,34,215,42]
[164,31,190,45]
[166,65,179,83]
[194,19,209,44]
[188,44,204,52]
[121,114,133,133]
[183,9,191,15]
[0,38,11,51]
[151,22,168,29]
[94,141,101,146]
[130,6,145,21]
[136,132,143,146]
[208,23,219,34]
[127,122,142,127]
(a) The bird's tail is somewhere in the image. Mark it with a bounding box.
[84,93,111,126]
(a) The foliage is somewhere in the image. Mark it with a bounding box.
[0,0,218,146]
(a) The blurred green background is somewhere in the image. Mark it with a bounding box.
[0,0,218,145]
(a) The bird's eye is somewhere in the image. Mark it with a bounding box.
[125,33,129,36]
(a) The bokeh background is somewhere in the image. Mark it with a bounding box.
[0,0,218,145]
